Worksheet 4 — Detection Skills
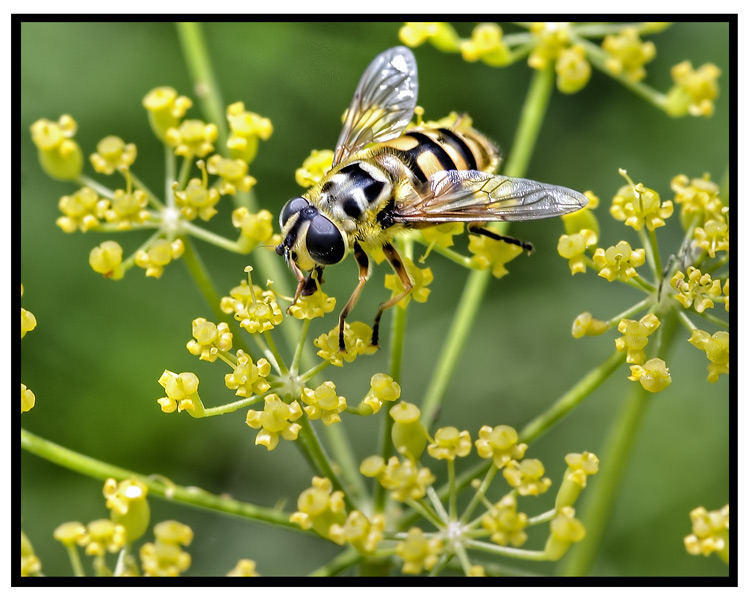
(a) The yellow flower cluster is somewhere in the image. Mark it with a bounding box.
[384,257,433,307]
[226,101,273,163]
[602,27,656,82]
[295,149,334,188]
[593,240,646,282]
[140,520,193,577]
[21,384,36,413]
[103,477,150,543]
[360,455,436,502]
[174,175,221,222]
[684,504,729,560]
[427,426,472,461]
[460,23,511,67]
[232,207,276,253]
[224,350,272,397]
[220,278,284,334]
[143,86,193,140]
[571,312,607,338]
[57,187,109,233]
[615,313,661,364]
[103,188,150,229]
[30,114,83,180]
[544,507,586,560]
[165,119,218,159]
[290,476,346,536]
[206,155,256,195]
[628,357,671,393]
[157,370,201,414]
[226,559,260,576]
[313,321,377,367]
[360,372,401,414]
[671,173,723,228]
[245,394,303,451]
[330,510,386,554]
[287,286,336,320]
[688,329,729,382]
[610,182,673,231]
[503,458,552,496]
[186,317,233,362]
[474,424,528,469]
[555,452,599,509]
[90,136,137,175]
[557,229,597,274]
[481,493,528,547]
[300,381,347,426]
[671,267,722,313]
[78,519,127,557]
[666,61,721,117]
[469,234,523,278]
[135,238,184,278]
[395,527,443,574]
[89,240,124,280]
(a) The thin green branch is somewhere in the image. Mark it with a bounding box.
[309,548,363,577]
[20,429,302,531]
[182,221,246,253]
[519,349,627,443]
[464,538,548,561]
[128,171,164,211]
[175,22,228,149]
[77,174,114,199]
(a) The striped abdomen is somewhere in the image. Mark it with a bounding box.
[375,126,500,185]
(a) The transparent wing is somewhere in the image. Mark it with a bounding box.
[394,170,588,223]
[333,46,418,166]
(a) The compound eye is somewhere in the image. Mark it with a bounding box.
[306,214,345,265]
[279,197,310,228]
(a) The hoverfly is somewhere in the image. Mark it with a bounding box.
[276,46,588,350]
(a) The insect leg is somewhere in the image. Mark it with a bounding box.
[337,241,371,351]
[467,222,534,254]
[372,242,413,347]
[286,252,307,309]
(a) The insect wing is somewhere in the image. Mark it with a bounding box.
[333,46,418,166]
[394,170,588,223]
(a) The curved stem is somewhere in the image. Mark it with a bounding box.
[420,64,556,428]
[21,429,302,531]
[519,350,626,443]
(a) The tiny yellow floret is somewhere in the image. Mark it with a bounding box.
[475,424,528,469]
[390,402,428,460]
[427,426,472,460]
[186,317,233,362]
[602,27,656,82]
[503,458,552,496]
[399,22,460,52]
[615,313,661,364]
[544,506,585,560]
[295,149,334,188]
[556,44,591,94]
[225,350,272,397]
[461,23,511,67]
[330,510,386,554]
[53,521,87,546]
[666,61,721,117]
[313,321,377,367]
[592,240,646,282]
[21,384,36,413]
[57,187,109,233]
[688,329,729,382]
[157,370,201,414]
[610,182,673,231]
[232,207,276,253]
[103,477,150,543]
[528,22,571,70]
[30,115,83,180]
[301,381,347,426]
[90,136,137,174]
[628,357,672,392]
[135,238,184,278]
[89,240,124,280]
[469,234,523,278]
[226,102,273,163]
[377,456,435,502]
[361,372,401,414]
[166,119,217,159]
[227,559,260,576]
[482,493,528,547]
[245,394,303,451]
[384,257,433,308]
[571,312,608,338]
[396,527,443,574]
[143,86,193,140]
[103,188,150,229]
[289,476,346,537]
[684,504,729,561]
[557,229,597,275]
[221,278,284,334]
[207,154,256,196]
[670,267,722,313]
[288,285,336,320]
[555,451,599,509]
[671,173,724,228]
[79,519,127,557]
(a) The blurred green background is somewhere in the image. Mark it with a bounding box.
[20,21,730,577]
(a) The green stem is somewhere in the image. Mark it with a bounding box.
[175,22,228,149]
[309,548,363,577]
[180,237,224,322]
[605,296,652,327]
[177,156,194,190]
[182,221,245,253]
[262,331,287,375]
[197,394,264,417]
[527,508,557,526]
[65,543,85,577]
[20,429,301,531]
[296,415,355,510]
[299,360,330,382]
[420,64,555,428]
[465,538,548,561]
[519,350,626,443]
[290,319,311,374]
[165,146,176,207]
[559,311,679,576]
[77,174,114,199]
[406,498,444,529]
[128,171,164,211]
[460,464,498,523]
[694,309,729,329]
